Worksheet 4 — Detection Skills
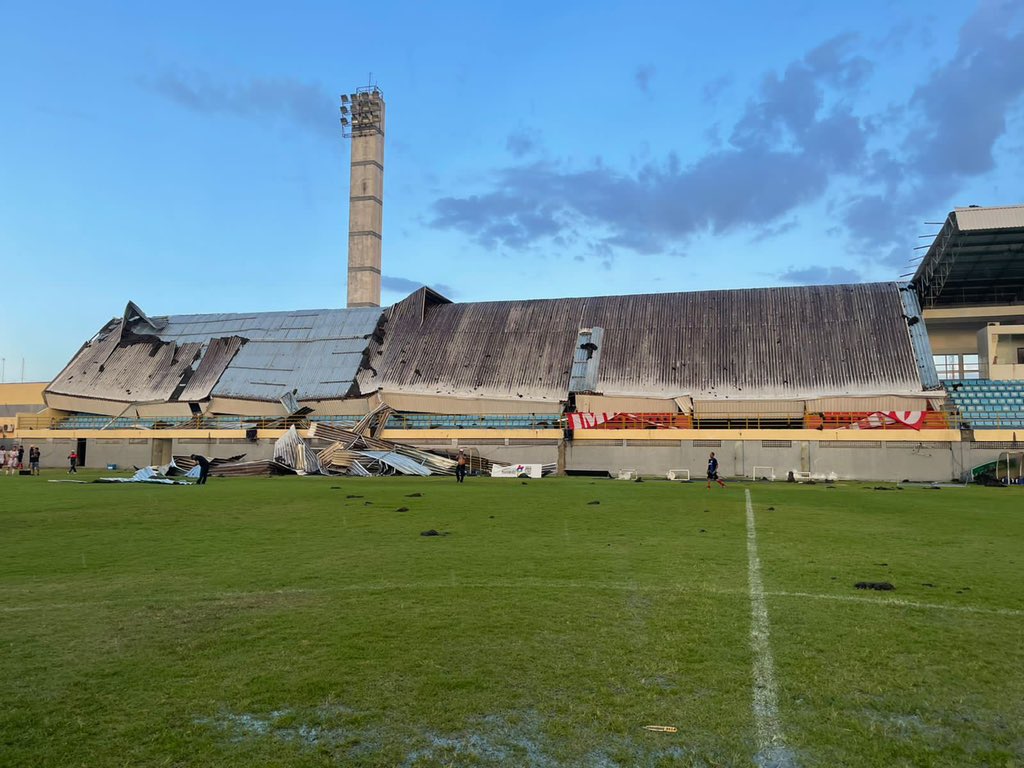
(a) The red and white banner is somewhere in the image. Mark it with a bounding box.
[567,412,617,430]
[847,411,926,430]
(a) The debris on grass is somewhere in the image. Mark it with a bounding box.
[643,725,678,733]
[346,495,363,499]
[767,506,775,511]
[406,493,422,498]
[587,500,601,505]
[420,529,449,537]
[397,507,409,512]
[855,581,894,591]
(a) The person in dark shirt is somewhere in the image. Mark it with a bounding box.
[191,454,211,485]
[29,446,40,475]
[17,445,24,468]
[706,452,726,489]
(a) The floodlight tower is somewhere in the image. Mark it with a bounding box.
[340,85,386,308]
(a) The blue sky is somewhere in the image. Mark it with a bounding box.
[2,0,1023,381]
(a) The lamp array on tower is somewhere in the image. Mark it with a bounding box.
[340,86,384,137]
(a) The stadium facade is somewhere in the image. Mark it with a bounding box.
[4,84,1023,481]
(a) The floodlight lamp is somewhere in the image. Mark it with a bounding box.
[340,117,349,125]
[340,105,349,114]
[341,94,349,103]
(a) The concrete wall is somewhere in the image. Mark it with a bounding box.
[12,435,1022,483]
[407,440,559,467]
[1,437,276,470]
[564,439,961,482]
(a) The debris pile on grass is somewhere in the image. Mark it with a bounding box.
[311,419,459,477]
[854,581,894,591]
[172,454,296,478]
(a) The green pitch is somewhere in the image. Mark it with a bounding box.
[2,473,1022,766]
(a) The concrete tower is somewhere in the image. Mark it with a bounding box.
[341,86,386,308]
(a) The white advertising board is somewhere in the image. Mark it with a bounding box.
[490,463,544,479]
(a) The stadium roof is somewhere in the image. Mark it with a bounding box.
[47,303,385,411]
[359,283,932,402]
[912,205,1024,308]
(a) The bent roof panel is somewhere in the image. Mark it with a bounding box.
[48,306,385,409]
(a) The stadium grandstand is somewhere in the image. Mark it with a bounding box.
[3,217,1018,483]
[5,94,1023,485]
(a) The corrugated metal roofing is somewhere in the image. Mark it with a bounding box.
[361,283,927,400]
[47,304,385,406]
[953,205,1024,232]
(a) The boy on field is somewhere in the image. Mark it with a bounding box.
[706,452,726,489]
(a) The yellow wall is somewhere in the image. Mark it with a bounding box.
[0,382,47,406]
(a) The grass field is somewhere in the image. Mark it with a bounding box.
[2,472,1023,767]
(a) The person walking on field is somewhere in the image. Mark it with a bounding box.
[29,445,40,475]
[455,450,467,483]
[706,451,726,489]
[67,450,78,474]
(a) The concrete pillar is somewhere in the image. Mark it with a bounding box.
[347,91,385,308]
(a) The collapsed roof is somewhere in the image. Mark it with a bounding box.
[45,301,385,415]
[47,281,936,417]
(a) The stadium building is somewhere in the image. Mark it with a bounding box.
[4,87,1024,481]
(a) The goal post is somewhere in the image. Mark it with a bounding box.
[666,469,690,481]
[751,466,776,481]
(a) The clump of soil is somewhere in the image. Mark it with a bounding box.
[396,507,409,512]
[347,495,363,499]
[587,500,601,505]
[855,581,894,591]
[420,529,449,537]
[406,493,422,498]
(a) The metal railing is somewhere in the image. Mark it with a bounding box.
[16,410,1020,433]
[386,413,563,430]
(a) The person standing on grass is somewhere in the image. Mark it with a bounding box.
[67,450,78,474]
[190,454,211,485]
[29,445,40,475]
[706,452,726,489]
[455,450,467,483]
[17,444,24,469]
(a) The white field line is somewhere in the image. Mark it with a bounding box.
[745,488,790,763]
[763,590,1024,617]
[3,581,1022,617]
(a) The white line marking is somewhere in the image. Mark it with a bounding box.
[745,488,795,767]
[3,582,1021,618]
[763,590,1024,617]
